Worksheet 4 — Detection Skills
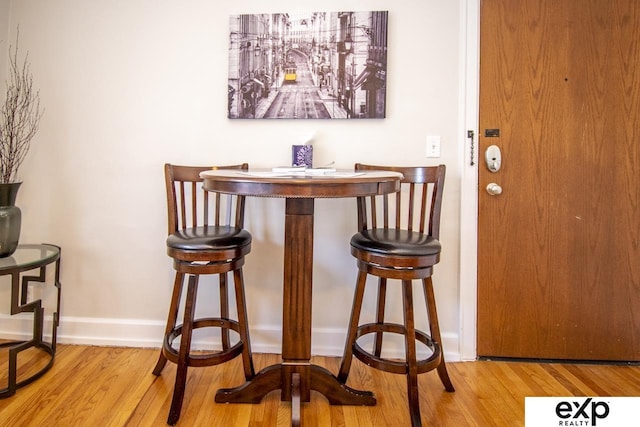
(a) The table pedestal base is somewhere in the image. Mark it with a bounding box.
[215,363,376,424]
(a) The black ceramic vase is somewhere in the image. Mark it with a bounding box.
[0,182,22,257]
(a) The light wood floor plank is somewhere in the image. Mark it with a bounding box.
[1,345,639,426]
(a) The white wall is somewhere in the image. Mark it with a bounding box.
[0,0,9,97]
[0,0,468,360]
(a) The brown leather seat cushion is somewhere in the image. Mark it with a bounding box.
[167,226,251,251]
[351,229,441,257]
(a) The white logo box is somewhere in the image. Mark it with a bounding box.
[525,397,639,426]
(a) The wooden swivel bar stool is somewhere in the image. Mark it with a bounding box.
[338,164,454,427]
[153,164,255,425]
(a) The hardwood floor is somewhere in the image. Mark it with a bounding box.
[1,345,639,426]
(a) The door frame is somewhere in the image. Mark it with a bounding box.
[459,0,480,361]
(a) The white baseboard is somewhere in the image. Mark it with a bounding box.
[0,314,461,362]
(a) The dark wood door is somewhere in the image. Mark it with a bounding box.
[477,0,640,360]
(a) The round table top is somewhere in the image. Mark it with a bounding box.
[0,244,60,273]
[200,169,403,198]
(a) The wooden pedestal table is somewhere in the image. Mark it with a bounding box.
[200,169,402,425]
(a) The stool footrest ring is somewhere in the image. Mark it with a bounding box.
[162,317,244,367]
[352,322,442,375]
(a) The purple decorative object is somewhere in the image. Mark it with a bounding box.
[292,145,313,168]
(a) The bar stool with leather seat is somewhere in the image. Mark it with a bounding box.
[338,164,454,427]
[153,163,255,426]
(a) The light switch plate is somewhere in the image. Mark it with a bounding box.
[426,135,441,158]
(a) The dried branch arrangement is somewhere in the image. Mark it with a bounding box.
[0,32,44,184]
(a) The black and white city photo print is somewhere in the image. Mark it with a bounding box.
[228,11,388,119]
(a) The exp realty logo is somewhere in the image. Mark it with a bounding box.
[525,396,638,426]
[555,398,609,426]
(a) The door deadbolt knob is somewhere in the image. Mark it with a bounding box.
[486,183,503,195]
[485,145,502,172]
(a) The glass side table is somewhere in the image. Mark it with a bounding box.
[0,244,61,398]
